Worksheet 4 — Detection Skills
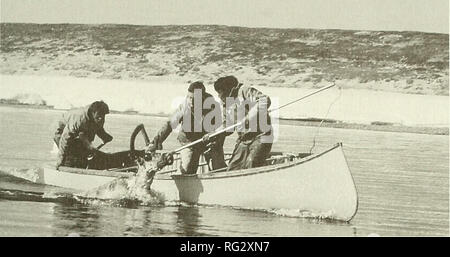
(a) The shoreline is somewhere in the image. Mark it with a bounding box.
[279,118,448,136]
[1,105,447,136]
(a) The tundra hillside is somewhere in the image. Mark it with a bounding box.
[1,23,448,95]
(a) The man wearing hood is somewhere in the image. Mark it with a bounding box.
[54,100,113,169]
[212,76,273,171]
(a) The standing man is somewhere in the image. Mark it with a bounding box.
[212,76,273,171]
[54,101,113,169]
[150,81,226,174]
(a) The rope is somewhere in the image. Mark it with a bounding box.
[309,86,342,154]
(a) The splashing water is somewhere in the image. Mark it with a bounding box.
[268,208,343,222]
[1,165,348,220]
[0,166,41,183]
[2,165,351,221]
[79,161,165,206]
[0,163,166,208]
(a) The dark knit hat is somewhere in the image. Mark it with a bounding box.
[89,100,110,115]
[213,76,239,92]
[188,81,206,93]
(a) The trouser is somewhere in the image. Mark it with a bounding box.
[54,134,108,170]
[54,128,87,168]
[59,144,110,169]
[58,138,90,169]
[53,121,66,146]
[179,140,227,174]
[227,136,272,171]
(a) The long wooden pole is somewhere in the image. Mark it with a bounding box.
[170,82,336,154]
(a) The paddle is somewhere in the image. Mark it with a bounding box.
[87,142,108,161]
[96,142,107,150]
[169,82,336,155]
[96,83,336,193]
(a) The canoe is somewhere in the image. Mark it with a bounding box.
[34,142,358,221]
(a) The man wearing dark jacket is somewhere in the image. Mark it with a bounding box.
[150,81,226,174]
[54,101,113,169]
[213,76,273,171]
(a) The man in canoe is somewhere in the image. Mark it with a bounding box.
[210,75,273,171]
[149,81,227,174]
[53,100,113,169]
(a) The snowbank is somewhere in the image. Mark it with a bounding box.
[3,93,48,105]
[0,75,448,127]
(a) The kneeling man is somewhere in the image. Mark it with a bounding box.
[213,76,273,171]
[54,101,113,169]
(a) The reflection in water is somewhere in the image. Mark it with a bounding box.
[0,109,448,236]
[120,207,180,236]
[51,204,175,236]
[51,203,102,236]
[122,208,148,236]
[174,205,207,236]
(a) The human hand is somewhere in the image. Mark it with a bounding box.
[55,158,62,169]
[202,134,211,144]
[157,153,174,169]
[103,134,113,144]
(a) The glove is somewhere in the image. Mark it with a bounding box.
[202,134,211,144]
[103,134,113,144]
[55,150,65,169]
[157,153,174,169]
[55,157,63,169]
[204,133,225,156]
[88,149,106,160]
[203,140,217,156]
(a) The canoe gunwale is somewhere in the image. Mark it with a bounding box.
[46,143,345,181]
[158,142,344,180]
[51,166,137,178]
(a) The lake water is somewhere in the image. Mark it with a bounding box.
[0,107,448,236]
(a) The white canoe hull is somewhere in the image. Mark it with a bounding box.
[36,143,358,221]
[36,168,121,192]
[153,143,358,221]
